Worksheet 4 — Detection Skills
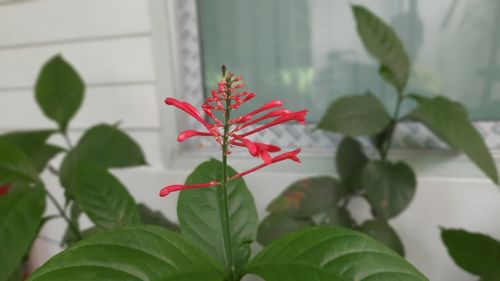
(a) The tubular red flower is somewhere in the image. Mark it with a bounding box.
[177,130,213,142]
[237,109,308,138]
[165,97,211,128]
[160,69,306,198]
[0,183,10,196]
[230,148,302,180]
[159,181,220,197]
[246,100,283,116]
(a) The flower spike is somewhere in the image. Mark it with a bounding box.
[161,67,307,196]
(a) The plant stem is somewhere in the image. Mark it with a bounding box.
[380,93,405,160]
[45,188,82,240]
[62,132,73,150]
[219,74,236,280]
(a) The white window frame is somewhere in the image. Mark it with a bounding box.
[149,0,500,180]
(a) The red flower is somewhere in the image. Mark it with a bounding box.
[0,183,11,196]
[160,69,307,197]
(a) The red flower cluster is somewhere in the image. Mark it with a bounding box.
[0,183,10,196]
[160,70,307,197]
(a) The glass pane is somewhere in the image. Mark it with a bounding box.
[198,0,500,122]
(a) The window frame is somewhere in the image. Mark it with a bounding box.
[149,0,500,180]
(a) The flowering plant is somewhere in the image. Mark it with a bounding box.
[17,66,429,281]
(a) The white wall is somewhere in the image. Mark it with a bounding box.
[1,1,500,281]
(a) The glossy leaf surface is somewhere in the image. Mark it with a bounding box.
[247,227,428,281]
[178,160,258,273]
[318,93,391,137]
[27,226,225,281]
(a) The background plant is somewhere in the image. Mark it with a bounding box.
[257,5,499,257]
[0,55,177,281]
[19,67,430,281]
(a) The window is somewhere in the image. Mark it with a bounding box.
[152,0,500,173]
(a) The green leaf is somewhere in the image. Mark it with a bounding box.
[268,177,347,218]
[138,203,180,232]
[0,140,40,184]
[441,228,500,281]
[408,95,498,184]
[59,124,147,188]
[318,93,391,137]
[336,137,368,191]
[361,160,416,219]
[0,130,64,172]
[358,219,405,256]
[27,225,225,281]
[71,163,140,230]
[178,159,258,273]
[0,184,45,281]
[61,227,98,248]
[352,5,410,93]
[246,227,428,281]
[35,55,84,132]
[314,207,356,228]
[6,263,24,281]
[257,214,313,246]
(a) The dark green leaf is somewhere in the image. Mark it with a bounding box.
[138,203,179,232]
[314,207,356,228]
[71,163,140,230]
[336,137,368,191]
[246,227,428,281]
[31,145,64,172]
[318,93,391,137]
[0,130,64,172]
[27,226,225,281]
[268,177,347,219]
[409,95,498,184]
[257,214,313,246]
[358,219,405,256]
[441,228,500,281]
[61,227,98,248]
[59,124,147,188]
[352,5,410,92]
[0,185,45,281]
[361,160,416,219]
[35,55,84,132]
[6,263,24,281]
[0,140,40,184]
[178,159,258,273]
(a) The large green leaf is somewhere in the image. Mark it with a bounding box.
[336,137,368,191]
[409,95,498,184]
[0,130,63,172]
[59,124,147,188]
[0,140,40,184]
[35,55,84,132]
[358,219,405,256]
[246,227,428,281]
[0,184,45,281]
[257,214,313,246]
[27,226,225,281]
[361,160,416,219]
[352,5,410,93]
[267,176,347,219]
[138,203,179,232]
[178,160,258,274]
[71,163,140,230]
[318,93,391,137]
[441,228,500,281]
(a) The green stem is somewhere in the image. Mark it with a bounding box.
[45,188,82,240]
[380,93,405,160]
[218,74,236,280]
[62,132,73,150]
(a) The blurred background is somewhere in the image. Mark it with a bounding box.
[1,0,500,280]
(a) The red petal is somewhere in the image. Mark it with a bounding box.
[177,130,213,142]
[159,181,220,197]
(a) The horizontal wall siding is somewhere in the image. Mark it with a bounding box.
[0,0,150,46]
[0,0,161,167]
[0,85,160,130]
[0,37,155,89]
